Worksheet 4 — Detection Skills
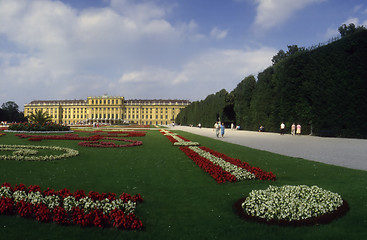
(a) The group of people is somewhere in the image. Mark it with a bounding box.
[214,122,225,138]
[280,122,302,135]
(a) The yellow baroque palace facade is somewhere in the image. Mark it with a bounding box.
[24,96,190,125]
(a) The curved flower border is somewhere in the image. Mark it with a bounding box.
[0,144,79,161]
[15,133,143,148]
[78,138,143,148]
[160,129,275,183]
[0,182,144,230]
[234,185,349,226]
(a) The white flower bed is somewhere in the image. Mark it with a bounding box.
[188,146,256,180]
[242,185,343,221]
[0,144,79,161]
[161,129,200,146]
[173,141,200,146]
[0,187,137,215]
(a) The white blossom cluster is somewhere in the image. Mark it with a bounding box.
[0,144,79,161]
[160,129,200,146]
[13,149,38,156]
[188,146,256,180]
[242,185,344,221]
[0,186,137,215]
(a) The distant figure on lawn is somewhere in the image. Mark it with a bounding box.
[280,122,285,135]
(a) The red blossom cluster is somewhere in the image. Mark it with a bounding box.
[74,130,147,138]
[78,138,143,148]
[0,182,144,230]
[199,147,276,181]
[14,133,143,148]
[180,146,237,183]
[159,130,191,143]
[160,130,276,183]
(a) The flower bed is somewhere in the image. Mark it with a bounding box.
[14,133,143,148]
[8,122,70,132]
[234,185,349,226]
[0,133,5,137]
[73,130,147,138]
[0,145,79,161]
[199,146,276,181]
[180,146,237,183]
[160,129,275,183]
[160,129,199,146]
[0,182,144,230]
[78,138,143,148]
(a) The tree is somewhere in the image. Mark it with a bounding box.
[338,23,366,37]
[272,49,286,65]
[27,109,52,124]
[233,75,256,129]
[1,101,25,122]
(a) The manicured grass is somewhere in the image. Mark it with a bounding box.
[0,129,366,239]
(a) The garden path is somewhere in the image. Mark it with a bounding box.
[168,126,367,171]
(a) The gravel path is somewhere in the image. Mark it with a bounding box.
[169,126,367,171]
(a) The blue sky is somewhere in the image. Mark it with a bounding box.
[1,0,366,110]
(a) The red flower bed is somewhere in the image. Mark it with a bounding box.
[199,146,276,181]
[159,130,191,143]
[160,130,276,182]
[179,146,237,183]
[0,182,144,230]
[78,139,143,148]
[74,130,147,138]
[15,133,143,148]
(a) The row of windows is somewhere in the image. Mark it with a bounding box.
[63,115,87,119]
[91,114,122,119]
[128,115,173,120]
[90,99,121,105]
[90,107,120,111]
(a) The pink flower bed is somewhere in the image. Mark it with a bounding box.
[0,182,144,230]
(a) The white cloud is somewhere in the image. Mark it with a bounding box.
[253,0,325,30]
[114,46,277,100]
[0,0,278,108]
[210,27,228,39]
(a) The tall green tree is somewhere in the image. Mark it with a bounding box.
[233,75,256,129]
[27,109,52,124]
[0,101,25,122]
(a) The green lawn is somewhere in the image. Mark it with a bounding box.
[0,129,366,239]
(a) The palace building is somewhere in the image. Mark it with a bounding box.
[24,96,190,125]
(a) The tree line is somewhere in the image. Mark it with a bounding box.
[0,101,26,123]
[176,25,367,138]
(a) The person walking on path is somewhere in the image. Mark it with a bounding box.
[291,123,296,136]
[214,122,220,138]
[296,124,302,135]
[280,122,285,135]
[220,123,225,137]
